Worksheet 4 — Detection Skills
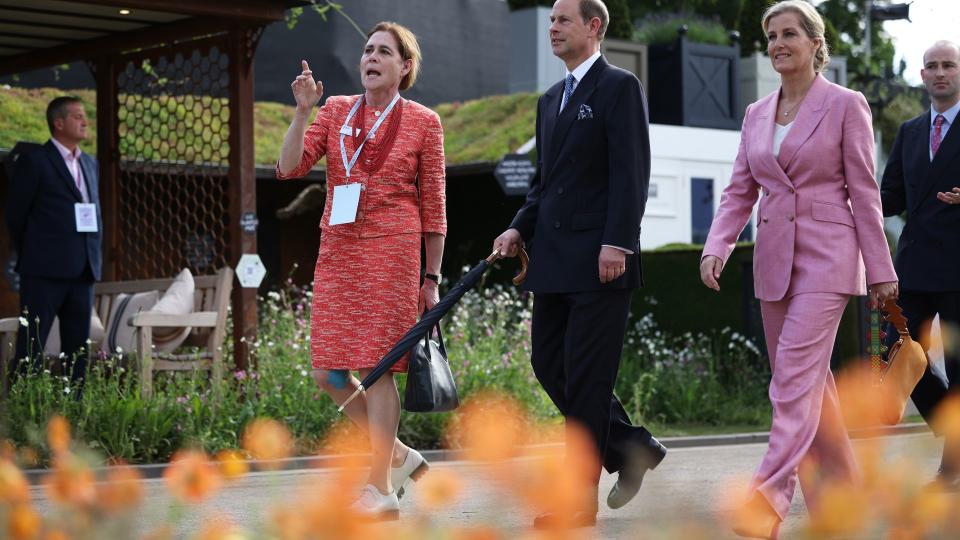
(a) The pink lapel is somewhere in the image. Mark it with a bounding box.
[775,74,830,172]
[751,92,794,188]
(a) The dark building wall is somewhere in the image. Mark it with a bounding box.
[1,0,510,107]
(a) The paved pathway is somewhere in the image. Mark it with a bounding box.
[28,432,944,538]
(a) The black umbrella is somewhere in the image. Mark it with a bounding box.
[338,248,528,412]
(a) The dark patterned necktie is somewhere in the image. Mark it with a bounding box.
[560,73,575,115]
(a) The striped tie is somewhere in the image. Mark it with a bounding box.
[932,114,946,157]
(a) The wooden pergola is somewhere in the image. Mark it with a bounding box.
[0,0,305,368]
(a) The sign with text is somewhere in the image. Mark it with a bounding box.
[494,154,537,196]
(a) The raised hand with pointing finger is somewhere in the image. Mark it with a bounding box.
[291,59,323,112]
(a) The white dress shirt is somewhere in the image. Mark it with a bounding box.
[51,137,89,203]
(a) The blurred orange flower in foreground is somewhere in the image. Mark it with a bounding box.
[45,454,96,508]
[197,519,249,540]
[215,450,250,480]
[46,416,71,455]
[163,449,222,503]
[97,462,144,513]
[416,468,462,510]
[8,503,41,540]
[242,418,293,467]
[0,458,30,504]
[448,392,527,462]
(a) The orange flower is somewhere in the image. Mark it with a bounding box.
[268,507,309,540]
[46,416,71,455]
[43,531,71,540]
[8,504,41,540]
[0,459,30,504]
[449,526,504,540]
[163,449,222,503]
[96,463,144,513]
[447,392,527,462]
[416,468,462,510]
[241,418,293,468]
[197,519,248,540]
[44,454,96,508]
[215,450,249,480]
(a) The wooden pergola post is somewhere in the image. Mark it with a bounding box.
[94,56,119,282]
[227,25,264,370]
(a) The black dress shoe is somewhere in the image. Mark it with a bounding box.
[533,509,597,530]
[607,436,667,509]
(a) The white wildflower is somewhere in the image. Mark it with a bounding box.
[18,317,28,327]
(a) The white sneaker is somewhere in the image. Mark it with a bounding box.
[349,484,399,521]
[391,448,429,500]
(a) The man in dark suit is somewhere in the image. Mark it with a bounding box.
[881,40,960,490]
[493,0,666,528]
[6,96,102,386]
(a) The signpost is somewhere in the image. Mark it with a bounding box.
[494,153,537,196]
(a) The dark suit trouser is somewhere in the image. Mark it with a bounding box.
[15,274,94,384]
[885,290,960,435]
[531,289,656,484]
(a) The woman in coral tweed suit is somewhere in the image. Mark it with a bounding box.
[277,22,445,519]
[699,2,897,537]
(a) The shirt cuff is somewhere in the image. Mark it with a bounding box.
[602,244,634,255]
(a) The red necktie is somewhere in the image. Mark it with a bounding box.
[932,114,946,157]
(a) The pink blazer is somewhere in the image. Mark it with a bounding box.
[703,74,896,301]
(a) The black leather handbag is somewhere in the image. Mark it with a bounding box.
[404,323,459,412]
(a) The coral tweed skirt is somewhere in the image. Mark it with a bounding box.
[310,231,420,373]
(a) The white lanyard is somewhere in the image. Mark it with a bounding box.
[339,93,401,177]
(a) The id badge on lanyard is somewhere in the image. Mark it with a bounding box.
[329,93,401,226]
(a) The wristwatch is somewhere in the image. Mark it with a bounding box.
[424,273,441,284]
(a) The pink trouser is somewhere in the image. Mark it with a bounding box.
[754,292,859,520]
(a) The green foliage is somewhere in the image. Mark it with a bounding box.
[606,0,635,39]
[0,86,539,167]
[817,0,898,82]
[737,0,775,55]
[635,13,731,46]
[0,271,772,463]
[617,316,770,426]
[433,93,539,165]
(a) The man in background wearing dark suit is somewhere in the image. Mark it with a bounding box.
[6,96,102,387]
[881,40,960,490]
[493,0,666,529]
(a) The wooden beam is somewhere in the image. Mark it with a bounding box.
[76,0,286,23]
[0,16,233,77]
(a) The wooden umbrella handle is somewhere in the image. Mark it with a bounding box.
[486,248,529,286]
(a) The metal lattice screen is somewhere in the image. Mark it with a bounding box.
[115,39,232,280]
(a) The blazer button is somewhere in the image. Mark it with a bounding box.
[554,221,561,229]
[557,187,565,195]
[788,216,795,222]
[788,188,795,194]
[763,188,769,195]
[762,217,769,223]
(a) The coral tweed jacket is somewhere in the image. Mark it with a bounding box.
[703,75,896,301]
[278,95,447,238]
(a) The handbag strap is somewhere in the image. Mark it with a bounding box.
[420,309,447,357]
[881,299,910,339]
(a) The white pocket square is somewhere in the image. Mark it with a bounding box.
[578,104,593,120]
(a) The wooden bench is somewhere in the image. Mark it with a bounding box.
[1,267,233,398]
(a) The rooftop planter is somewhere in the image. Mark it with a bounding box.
[647,25,742,130]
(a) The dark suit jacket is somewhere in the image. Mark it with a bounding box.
[510,56,650,293]
[880,112,960,291]
[5,140,102,281]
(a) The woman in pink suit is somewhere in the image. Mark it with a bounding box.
[699,1,898,537]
